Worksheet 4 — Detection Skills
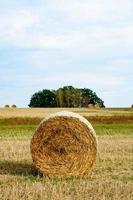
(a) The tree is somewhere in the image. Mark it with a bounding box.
[28,86,105,108]
[56,88,64,107]
[79,88,93,107]
[29,89,56,107]
[56,86,81,107]
[80,88,105,107]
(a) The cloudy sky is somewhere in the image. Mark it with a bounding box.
[0,0,133,107]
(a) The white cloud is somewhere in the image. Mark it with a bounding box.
[50,0,132,22]
[1,24,133,53]
[0,0,133,53]
[0,9,39,43]
[0,69,125,89]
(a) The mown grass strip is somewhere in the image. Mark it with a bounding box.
[0,125,36,138]
[0,124,133,138]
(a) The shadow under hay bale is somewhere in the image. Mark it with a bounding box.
[31,111,97,178]
[0,161,32,176]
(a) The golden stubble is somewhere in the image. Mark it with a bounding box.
[0,135,132,200]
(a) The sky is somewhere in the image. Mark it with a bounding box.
[0,0,133,107]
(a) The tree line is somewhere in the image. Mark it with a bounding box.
[29,86,105,108]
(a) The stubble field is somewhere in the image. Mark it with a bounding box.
[0,108,133,200]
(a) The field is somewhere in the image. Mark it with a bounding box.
[0,108,133,200]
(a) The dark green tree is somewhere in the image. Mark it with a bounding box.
[28,86,105,108]
[56,88,65,107]
[29,89,56,107]
[80,88,105,107]
[56,86,80,107]
[79,88,93,107]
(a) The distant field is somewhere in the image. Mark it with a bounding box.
[0,108,133,199]
[0,107,133,125]
[1,107,133,118]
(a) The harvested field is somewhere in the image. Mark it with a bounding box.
[0,107,133,118]
[0,108,133,125]
[0,108,133,199]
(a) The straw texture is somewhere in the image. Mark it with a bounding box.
[31,111,97,178]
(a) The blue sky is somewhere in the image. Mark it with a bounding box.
[0,0,133,107]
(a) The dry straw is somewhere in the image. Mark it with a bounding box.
[31,111,97,178]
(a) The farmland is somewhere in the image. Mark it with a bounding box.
[0,108,133,200]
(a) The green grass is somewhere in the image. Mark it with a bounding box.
[0,123,133,139]
[0,125,36,139]
[93,123,133,136]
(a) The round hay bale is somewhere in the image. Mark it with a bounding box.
[31,111,97,178]
[88,104,95,109]
[11,104,17,108]
[95,103,101,109]
[4,105,9,108]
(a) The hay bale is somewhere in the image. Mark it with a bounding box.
[31,111,97,178]
[88,104,95,109]
[95,103,101,109]
[4,105,9,108]
[11,104,17,108]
